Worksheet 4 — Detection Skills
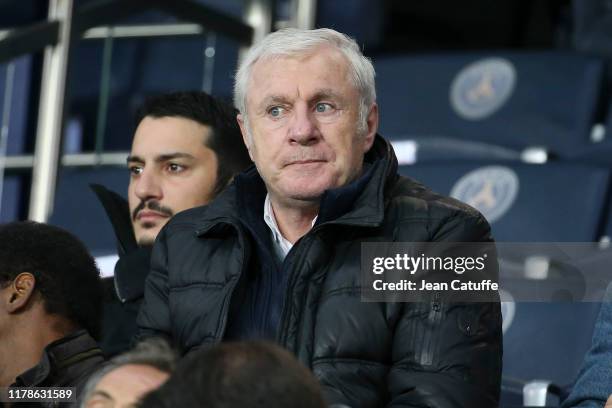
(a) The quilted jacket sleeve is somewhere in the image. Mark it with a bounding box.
[135,227,173,343]
[387,213,503,408]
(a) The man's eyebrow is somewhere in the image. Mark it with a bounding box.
[154,152,196,162]
[311,89,344,101]
[126,154,143,164]
[258,95,290,108]
[126,152,195,165]
[256,90,344,112]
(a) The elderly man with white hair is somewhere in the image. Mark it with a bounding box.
[137,28,502,408]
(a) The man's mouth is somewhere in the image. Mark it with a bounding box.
[285,159,327,166]
[136,210,170,221]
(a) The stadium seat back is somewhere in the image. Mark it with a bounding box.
[375,53,605,159]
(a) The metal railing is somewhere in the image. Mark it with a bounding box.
[0,0,317,222]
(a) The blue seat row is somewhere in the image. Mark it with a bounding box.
[375,52,610,163]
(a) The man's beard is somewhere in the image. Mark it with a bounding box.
[137,236,157,247]
[132,200,174,246]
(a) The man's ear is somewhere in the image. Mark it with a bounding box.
[237,113,255,161]
[363,103,379,153]
[4,273,36,313]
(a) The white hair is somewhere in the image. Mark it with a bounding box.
[234,28,376,134]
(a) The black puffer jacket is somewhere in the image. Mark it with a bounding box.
[138,135,502,408]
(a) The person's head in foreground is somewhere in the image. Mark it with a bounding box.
[128,91,252,245]
[81,338,176,408]
[234,28,378,239]
[138,341,326,408]
[0,221,103,387]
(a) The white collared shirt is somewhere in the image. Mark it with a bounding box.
[263,194,317,262]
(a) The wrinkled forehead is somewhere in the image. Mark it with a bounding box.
[245,46,354,104]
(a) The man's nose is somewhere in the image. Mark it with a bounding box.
[134,169,162,201]
[288,105,320,145]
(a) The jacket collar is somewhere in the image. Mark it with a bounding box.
[91,184,147,302]
[196,134,398,232]
[13,330,102,387]
[90,184,138,256]
[113,246,153,302]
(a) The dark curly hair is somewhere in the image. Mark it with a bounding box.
[0,221,104,339]
[136,91,252,196]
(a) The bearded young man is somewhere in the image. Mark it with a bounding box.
[94,91,251,356]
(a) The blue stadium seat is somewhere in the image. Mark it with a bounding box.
[316,0,385,51]
[0,56,35,223]
[49,166,129,257]
[0,56,32,156]
[501,302,602,406]
[400,161,611,406]
[68,34,239,152]
[0,175,23,222]
[400,162,610,241]
[572,0,612,57]
[375,53,605,160]
[568,101,612,166]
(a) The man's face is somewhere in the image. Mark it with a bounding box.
[238,46,378,207]
[84,364,168,408]
[128,116,218,245]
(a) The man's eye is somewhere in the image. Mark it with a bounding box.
[129,166,143,175]
[268,106,285,118]
[167,163,185,173]
[315,103,333,113]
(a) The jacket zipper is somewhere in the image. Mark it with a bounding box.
[275,228,321,348]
